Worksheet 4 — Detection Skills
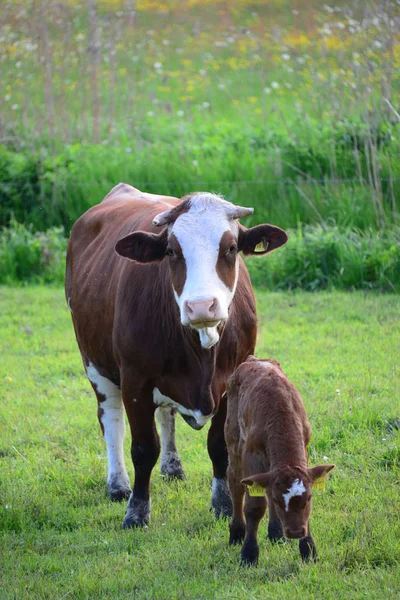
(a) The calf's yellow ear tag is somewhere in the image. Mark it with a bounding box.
[247,484,265,497]
[312,474,328,491]
[254,238,269,253]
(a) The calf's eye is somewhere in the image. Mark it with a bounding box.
[226,244,237,255]
[166,248,175,257]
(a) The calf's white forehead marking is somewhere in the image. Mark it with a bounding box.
[153,388,213,427]
[282,479,306,512]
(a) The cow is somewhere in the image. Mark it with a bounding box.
[65,183,288,529]
[225,356,335,565]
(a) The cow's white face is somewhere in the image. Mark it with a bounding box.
[115,192,288,349]
[161,195,242,348]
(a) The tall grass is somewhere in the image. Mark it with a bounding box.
[0,0,399,232]
[2,219,399,292]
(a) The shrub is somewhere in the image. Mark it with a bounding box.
[0,220,67,284]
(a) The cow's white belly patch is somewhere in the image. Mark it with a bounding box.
[153,388,213,427]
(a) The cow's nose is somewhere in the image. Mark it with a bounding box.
[185,298,218,323]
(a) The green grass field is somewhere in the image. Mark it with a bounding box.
[1,287,399,599]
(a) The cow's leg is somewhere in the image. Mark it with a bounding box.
[299,524,317,562]
[267,494,284,543]
[155,407,186,480]
[227,461,246,545]
[121,380,160,528]
[86,363,131,501]
[208,399,232,518]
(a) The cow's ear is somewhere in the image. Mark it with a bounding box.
[115,229,168,263]
[238,224,288,256]
[241,472,273,490]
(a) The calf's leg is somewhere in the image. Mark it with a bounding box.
[241,494,267,566]
[155,407,186,480]
[86,362,131,501]
[299,524,317,562]
[227,461,246,545]
[267,494,284,543]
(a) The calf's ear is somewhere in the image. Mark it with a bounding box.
[308,464,335,482]
[238,224,288,256]
[115,229,168,263]
[241,472,273,490]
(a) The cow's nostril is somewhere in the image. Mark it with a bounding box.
[185,298,219,322]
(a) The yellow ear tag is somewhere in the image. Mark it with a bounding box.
[254,240,269,253]
[247,484,265,497]
[312,475,328,491]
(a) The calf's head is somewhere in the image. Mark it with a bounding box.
[115,192,287,349]
[242,464,335,538]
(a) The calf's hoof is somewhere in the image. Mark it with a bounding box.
[240,540,259,567]
[229,523,245,546]
[268,521,284,544]
[299,536,317,562]
[211,477,232,518]
[121,493,150,529]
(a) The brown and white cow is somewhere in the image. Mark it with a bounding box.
[65,183,288,528]
[225,356,335,565]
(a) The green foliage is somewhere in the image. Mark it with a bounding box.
[0,125,399,233]
[0,288,399,599]
[0,220,66,284]
[1,219,400,291]
[246,225,400,292]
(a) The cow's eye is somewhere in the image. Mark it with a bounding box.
[226,244,238,255]
[166,248,175,257]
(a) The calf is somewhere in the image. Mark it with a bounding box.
[225,356,334,565]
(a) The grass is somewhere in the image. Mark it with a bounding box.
[1,1,400,231]
[0,286,399,599]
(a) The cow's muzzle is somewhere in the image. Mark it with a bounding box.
[181,414,205,430]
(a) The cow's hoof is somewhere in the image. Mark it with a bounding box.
[121,516,148,529]
[240,540,259,567]
[211,477,232,518]
[299,536,317,562]
[122,494,151,529]
[108,486,131,502]
[107,474,131,502]
[160,453,187,481]
[268,521,284,544]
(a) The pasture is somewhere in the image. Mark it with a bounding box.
[1,286,399,599]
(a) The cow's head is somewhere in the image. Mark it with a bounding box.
[242,464,335,538]
[115,193,287,349]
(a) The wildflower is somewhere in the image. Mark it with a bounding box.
[162,40,169,45]
[192,160,198,167]
[218,83,226,89]
[323,456,329,462]
[271,81,279,89]
[199,69,207,76]
[248,96,258,103]
[177,110,184,116]
[11,104,18,110]
[147,111,154,117]
[336,22,345,29]
[335,389,340,394]
[373,41,382,49]
[126,148,132,154]
[154,62,162,69]
[281,53,290,60]
[263,87,271,94]
[202,101,210,108]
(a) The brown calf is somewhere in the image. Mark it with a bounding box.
[225,356,335,565]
